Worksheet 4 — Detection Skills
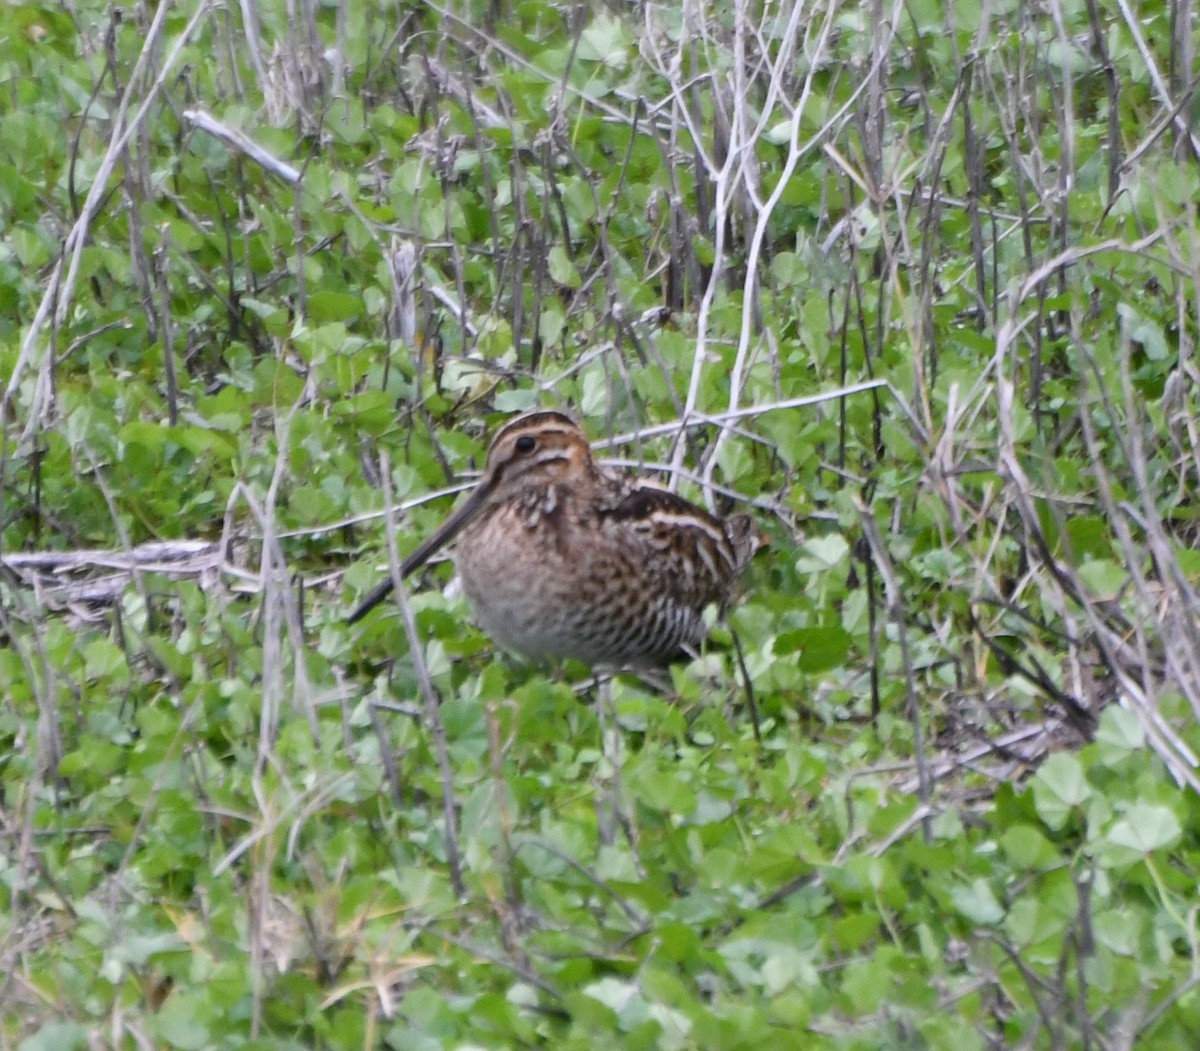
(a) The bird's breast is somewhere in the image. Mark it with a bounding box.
[452,490,711,665]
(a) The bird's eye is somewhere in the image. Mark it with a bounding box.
[514,435,536,454]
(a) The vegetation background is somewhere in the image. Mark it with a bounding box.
[2,0,1200,1047]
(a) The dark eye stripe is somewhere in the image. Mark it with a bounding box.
[495,444,569,481]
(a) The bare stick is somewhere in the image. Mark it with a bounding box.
[182,109,302,184]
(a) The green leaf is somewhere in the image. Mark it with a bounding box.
[494,388,539,413]
[795,534,849,573]
[951,879,1005,925]
[764,119,795,145]
[18,1023,89,1051]
[1117,303,1169,360]
[577,13,629,69]
[152,1004,211,1051]
[1077,559,1127,600]
[306,290,364,322]
[1094,705,1144,750]
[583,976,638,1013]
[999,824,1058,868]
[839,954,893,1012]
[1106,804,1182,853]
[776,625,852,672]
[547,244,581,288]
[629,766,696,816]
[1031,754,1091,830]
[83,637,129,681]
[108,931,189,967]
[1062,516,1110,561]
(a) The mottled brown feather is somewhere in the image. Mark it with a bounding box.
[349,410,763,666]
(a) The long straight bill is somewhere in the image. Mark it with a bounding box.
[346,481,494,624]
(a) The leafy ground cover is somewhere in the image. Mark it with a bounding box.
[2,0,1200,1047]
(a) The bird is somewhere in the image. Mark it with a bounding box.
[348,409,762,667]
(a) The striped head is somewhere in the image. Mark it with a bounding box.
[478,409,600,500]
[347,408,594,624]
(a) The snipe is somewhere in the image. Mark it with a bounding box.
[348,409,762,667]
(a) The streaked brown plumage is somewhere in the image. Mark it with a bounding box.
[348,409,762,666]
